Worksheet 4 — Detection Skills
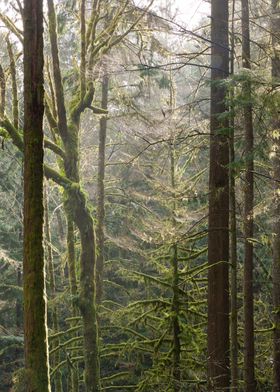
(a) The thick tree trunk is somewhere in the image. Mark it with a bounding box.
[271,0,280,389]
[230,121,238,392]
[66,210,79,391]
[241,1,255,391]
[96,73,109,305]
[230,1,238,389]
[23,0,50,390]
[207,0,230,390]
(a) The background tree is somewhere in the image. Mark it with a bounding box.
[271,0,280,389]
[207,0,230,389]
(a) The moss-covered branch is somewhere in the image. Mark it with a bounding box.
[0,13,23,42]
[0,117,23,151]
[44,139,65,159]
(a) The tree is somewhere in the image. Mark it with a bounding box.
[96,71,109,305]
[207,0,230,389]
[271,0,280,389]
[229,1,238,389]
[241,0,256,390]
[23,0,51,390]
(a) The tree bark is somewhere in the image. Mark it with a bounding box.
[0,64,5,116]
[44,184,63,392]
[170,142,181,392]
[230,1,238,389]
[66,212,78,309]
[241,1,255,390]
[207,0,230,389]
[96,73,109,305]
[271,0,280,389]
[23,0,51,390]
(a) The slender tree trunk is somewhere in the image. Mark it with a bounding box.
[271,0,280,389]
[16,266,22,329]
[170,143,181,392]
[23,0,50,390]
[6,37,19,129]
[96,73,109,305]
[241,1,255,390]
[56,208,65,245]
[207,0,230,389]
[44,185,63,392]
[0,63,5,116]
[230,1,238,389]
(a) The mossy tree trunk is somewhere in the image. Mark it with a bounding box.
[0,2,151,391]
[47,1,101,390]
[66,211,78,311]
[44,184,63,392]
[271,0,280,389]
[96,73,109,305]
[23,0,51,390]
[170,142,181,392]
[207,0,230,390]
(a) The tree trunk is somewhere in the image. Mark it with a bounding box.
[67,185,100,391]
[66,210,79,392]
[271,0,280,389]
[47,1,101,389]
[207,0,230,389]
[66,211,78,309]
[44,184,63,392]
[241,1,255,390]
[0,63,5,116]
[23,0,50,390]
[96,73,109,305]
[170,143,181,392]
[230,1,238,389]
